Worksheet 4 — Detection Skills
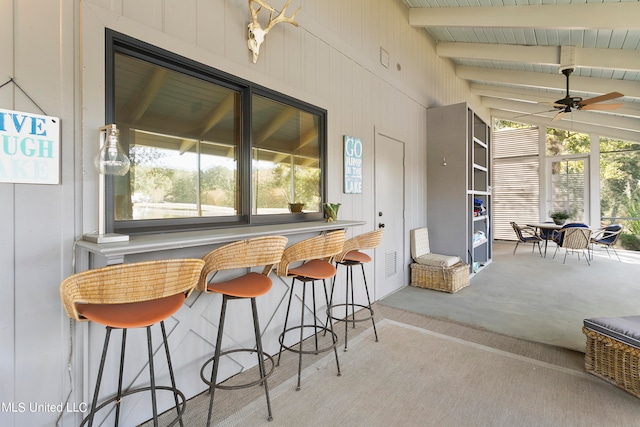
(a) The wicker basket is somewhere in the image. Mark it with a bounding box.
[583,326,640,399]
[410,262,470,293]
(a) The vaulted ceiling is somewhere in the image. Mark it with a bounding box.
[401,0,640,142]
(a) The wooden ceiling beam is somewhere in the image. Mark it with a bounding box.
[409,3,640,30]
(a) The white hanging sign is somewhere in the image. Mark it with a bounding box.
[0,108,60,184]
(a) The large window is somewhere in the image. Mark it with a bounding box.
[106,31,325,234]
[546,128,590,221]
[600,137,640,249]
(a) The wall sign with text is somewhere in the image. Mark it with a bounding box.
[343,135,363,194]
[0,108,61,184]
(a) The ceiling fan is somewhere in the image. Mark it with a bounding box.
[545,68,624,122]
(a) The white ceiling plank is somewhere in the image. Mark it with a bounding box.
[409,3,640,30]
[438,42,640,72]
[470,83,640,118]
[457,65,640,99]
[493,109,640,142]
[484,97,640,131]
[437,42,559,65]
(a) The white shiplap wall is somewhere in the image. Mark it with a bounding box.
[1,0,486,425]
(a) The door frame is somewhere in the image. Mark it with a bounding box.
[374,128,406,300]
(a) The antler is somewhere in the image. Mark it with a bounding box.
[263,0,300,32]
[247,0,300,63]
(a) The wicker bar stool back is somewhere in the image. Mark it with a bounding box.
[327,228,384,351]
[196,236,288,425]
[59,258,205,427]
[275,229,346,391]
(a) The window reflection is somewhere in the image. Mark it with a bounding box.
[109,40,326,232]
[114,53,240,221]
[251,95,321,215]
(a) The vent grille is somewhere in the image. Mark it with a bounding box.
[385,251,397,278]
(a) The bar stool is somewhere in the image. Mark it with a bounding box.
[59,258,205,427]
[197,236,288,426]
[275,229,346,391]
[327,229,384,351]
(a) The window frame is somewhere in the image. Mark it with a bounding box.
[105,30,326,235]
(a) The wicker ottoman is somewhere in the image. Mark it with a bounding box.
[410,262,470,293]
[583,316,640,399]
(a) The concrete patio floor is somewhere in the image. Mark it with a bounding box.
[380,240,640,352]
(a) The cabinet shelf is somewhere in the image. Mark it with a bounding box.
[473,237,488,248]
[473,137,487,149]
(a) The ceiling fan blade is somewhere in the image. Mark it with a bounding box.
[551,110,565,122]
[578,92,624,106]
[580,102,623,111]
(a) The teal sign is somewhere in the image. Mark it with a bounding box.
[0,108,60,184]
[343,135,362,194]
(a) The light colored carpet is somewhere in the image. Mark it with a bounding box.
[175,313,640,427]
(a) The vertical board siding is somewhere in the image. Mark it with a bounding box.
[2,0,485,425]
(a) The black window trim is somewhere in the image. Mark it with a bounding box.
[104,29,327,235]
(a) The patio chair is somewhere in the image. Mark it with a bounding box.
[552,225,592,265]
[590,224,623,261]
[510,222,542,256]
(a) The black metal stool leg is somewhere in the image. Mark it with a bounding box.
[361,263,378,342]
[251,297,273,421]
[206,296,227,427]
[312,281,319,351]
[323,271,339,336]
[277,279,296,367]
[146,326,159,427]
[349,265,356,329]
[323,279,341,376]
[296,281,307,391]
[160,321,185,427]
[115,328,127,426]
[344,265,352,350]
[86,327,113,427]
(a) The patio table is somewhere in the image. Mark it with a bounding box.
[526,222,563,258]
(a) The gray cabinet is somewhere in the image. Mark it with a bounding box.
[426,102,492,275]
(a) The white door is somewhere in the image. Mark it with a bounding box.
[374,132,405,299]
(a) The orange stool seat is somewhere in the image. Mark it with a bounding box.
[288,259,337,280]
[76,293,185,329]
[342,250,371,264]
[206,272,272,298]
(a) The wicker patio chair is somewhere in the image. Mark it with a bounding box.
[553,226,592,265]
[510,221,543,256]
[590,224,623,261]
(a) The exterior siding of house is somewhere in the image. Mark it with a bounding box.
[0,0,488,425]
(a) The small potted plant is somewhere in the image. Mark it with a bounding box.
[550,210,570,225]
[288,202,304,213]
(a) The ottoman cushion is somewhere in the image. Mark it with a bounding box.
[583,315,640,349]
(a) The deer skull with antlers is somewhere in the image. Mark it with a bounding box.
[247,0,300,63]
